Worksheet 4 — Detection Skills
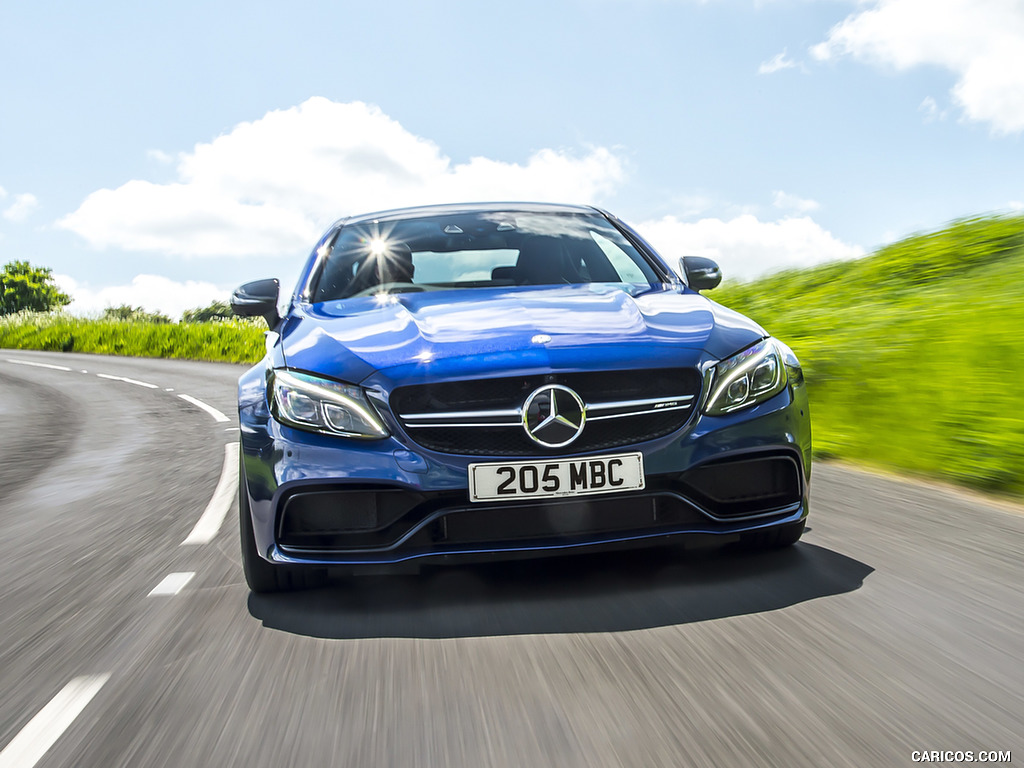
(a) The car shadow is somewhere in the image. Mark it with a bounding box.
[247,542,873,639]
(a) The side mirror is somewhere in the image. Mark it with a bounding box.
[680,256,722,292]
[231,278,281,329]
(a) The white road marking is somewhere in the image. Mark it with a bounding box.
[96,373,159,389]
[147,572,195,596]
[177,393,229,423]
[182,442,239,545]
[0,674,110,768]
[164,388,174,392]
[5,359,72,372]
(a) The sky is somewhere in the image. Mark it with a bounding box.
[1,0,1023,318]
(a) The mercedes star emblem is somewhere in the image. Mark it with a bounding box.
[522,384,587,448]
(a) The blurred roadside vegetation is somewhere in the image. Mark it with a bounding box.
[180,300,233,324]
[0,311,264,363]
[709,213,1024,497]
[101,304,173,324]
[2,213,1023,497]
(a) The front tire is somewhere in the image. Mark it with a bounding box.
[239,462,290,592]
[238,455,328,592]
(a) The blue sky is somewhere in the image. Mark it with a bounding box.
[2,0,1022,316]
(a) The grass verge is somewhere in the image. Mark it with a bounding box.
[709,214,1024,497]
[0,313,265,364]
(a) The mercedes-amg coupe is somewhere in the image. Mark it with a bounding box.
[232,202,810,592]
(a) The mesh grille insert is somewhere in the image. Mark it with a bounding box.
[391,368,702,456]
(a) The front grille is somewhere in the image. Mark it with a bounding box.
[390,368,702,456]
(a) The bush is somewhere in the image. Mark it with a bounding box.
[102,305,172,324]
[0,311,265,364]
[181,300,233,323]
[1,261,71,314]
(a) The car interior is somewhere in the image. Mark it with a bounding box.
[310,215,656,301]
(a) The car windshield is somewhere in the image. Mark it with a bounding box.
[310,211,661,302]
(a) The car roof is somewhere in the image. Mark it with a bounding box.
[333,202,603,229]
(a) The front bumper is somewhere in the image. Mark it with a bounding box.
[239,374,811,566]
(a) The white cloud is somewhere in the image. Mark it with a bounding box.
[58,98,625,258]
[147,149,174,164]
[3,192,40,222]
[918,96,946,123]
[759,49,798,75]
[811,0,1024,134]
[772,190,820,213]
[636,214,863,281]
[55,273,229,319]
[0,186,40,222]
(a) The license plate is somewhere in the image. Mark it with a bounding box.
[468,452,644,502]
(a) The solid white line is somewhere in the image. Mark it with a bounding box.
[182,442,239,545]
[5,359,72,372]
[96,373,159,389]
[147,572,195,596]
[177,393,230,423]
[0,674,110,768]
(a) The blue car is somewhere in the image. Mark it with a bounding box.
[232,202,810,592]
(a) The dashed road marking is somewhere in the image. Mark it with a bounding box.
[96,373,159,389]
[148,572,196,596]
[4,359,72,372]
[182,443,239,545]
[0,674,110,768]
[177,393,230,423]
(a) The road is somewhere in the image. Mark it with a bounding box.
[0,350,1020,767]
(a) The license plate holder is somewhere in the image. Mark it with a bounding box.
[468,452,644,503]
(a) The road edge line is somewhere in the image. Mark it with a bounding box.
[4,359,72,372]
[182,442,239,545]
[177,393,230,423]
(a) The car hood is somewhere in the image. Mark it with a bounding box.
[279,284,766,386]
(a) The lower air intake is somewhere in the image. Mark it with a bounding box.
[678,453,802,517]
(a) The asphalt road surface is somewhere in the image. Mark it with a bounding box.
[0,350,1020,768]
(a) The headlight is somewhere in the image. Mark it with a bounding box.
[704,338,789,416]
[269,369,388,438]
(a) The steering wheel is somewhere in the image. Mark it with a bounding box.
[351,282,426,298]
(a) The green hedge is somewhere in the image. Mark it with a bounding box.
[0,313,265,364]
